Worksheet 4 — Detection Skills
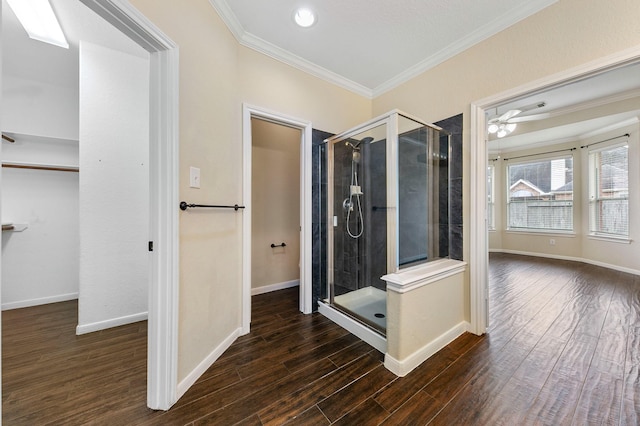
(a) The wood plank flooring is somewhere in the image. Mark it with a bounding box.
[3,252,640,424]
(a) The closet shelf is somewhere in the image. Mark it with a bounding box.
[2,161,79,173]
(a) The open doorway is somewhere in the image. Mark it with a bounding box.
[470,49,640,334]
[1,0,179,414]
[242,105,313,333]
[250,118,302,298]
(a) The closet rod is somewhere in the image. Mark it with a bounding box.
[179,201,245,211]
[2,163,79,172]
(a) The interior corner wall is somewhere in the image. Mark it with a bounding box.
[251,118,301,291]
[130,0,373,385]
[372,0,640,316]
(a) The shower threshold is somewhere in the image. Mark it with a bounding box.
[318,287,387,353]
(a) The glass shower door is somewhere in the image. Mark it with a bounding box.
[328,123,388,334]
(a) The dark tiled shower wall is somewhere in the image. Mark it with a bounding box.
[435,114,463,261]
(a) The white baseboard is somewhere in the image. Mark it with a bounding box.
[76,311,148,335]
[251,279,299,296]
[317,301,387,353]
[2,292,79,311]
[492,249,640,276]
[176,327,242,401]
[384,321,470,377]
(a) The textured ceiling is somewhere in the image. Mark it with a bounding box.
[211,0,558,97]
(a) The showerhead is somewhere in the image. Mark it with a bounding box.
[344,136,374,150]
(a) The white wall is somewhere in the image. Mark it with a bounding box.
[77,41,150,334]
[1,136,79,309]
[2,74,79,140]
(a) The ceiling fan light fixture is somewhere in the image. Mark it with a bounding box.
[294,8,316,28]
[497,128,508,138]
[487,122,499,134]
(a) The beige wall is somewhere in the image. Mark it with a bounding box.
[238,46,372,133]
[387,272,466,362]
[129,0,371,383]
[251,118,301,289]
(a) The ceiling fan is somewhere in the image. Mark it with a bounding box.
[487,101,548,138]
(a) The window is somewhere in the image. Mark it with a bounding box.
[487,164,495,230]
[589,144,629,237]
[507,156,573,231]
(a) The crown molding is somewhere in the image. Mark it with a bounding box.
[208,0,244,40]
[239,32,373,98]
[210,0,557,100]
[372,0,559,97]
[208,0,372,98]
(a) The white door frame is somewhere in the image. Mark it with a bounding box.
[469,46,640,335]
[242,104,313,333]
[79,0,179,410]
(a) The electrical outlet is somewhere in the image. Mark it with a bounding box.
[549,238,556,246]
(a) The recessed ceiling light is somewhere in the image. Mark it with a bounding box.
[294,8,316,28]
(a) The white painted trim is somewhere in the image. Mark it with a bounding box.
[2,292,78,311]
[209,1,557,99]
[384,321,471,377]
[242,104,314,336]
[317,301,387,353]
[208,0,372,99]
[491,249,640,277]
[373,0,559,97]
[79,0,180,411]
[470,45,640,338]
[251,279,299,296]
[383,259,467,294]
[76,311,148,335]
[176,327,242,400]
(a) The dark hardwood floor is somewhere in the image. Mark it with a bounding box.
[3,253,639,424]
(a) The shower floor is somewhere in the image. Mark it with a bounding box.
[334,287,387,331]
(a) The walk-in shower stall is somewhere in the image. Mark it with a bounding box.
[318,110,451,351]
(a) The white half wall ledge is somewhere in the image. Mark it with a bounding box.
[176,327,242,401]
[382,259,468,294]
[384,321,471,377]
[251,279,299,296]
[76,311,148,335]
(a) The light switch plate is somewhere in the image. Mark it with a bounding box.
[190,167,200,188]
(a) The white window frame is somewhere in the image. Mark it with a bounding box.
[588,142,629,239]
[487,164,495,230]
[506,155,574,233]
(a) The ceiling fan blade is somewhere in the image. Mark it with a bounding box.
[499,109,522,122]
[507,113,551,123]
